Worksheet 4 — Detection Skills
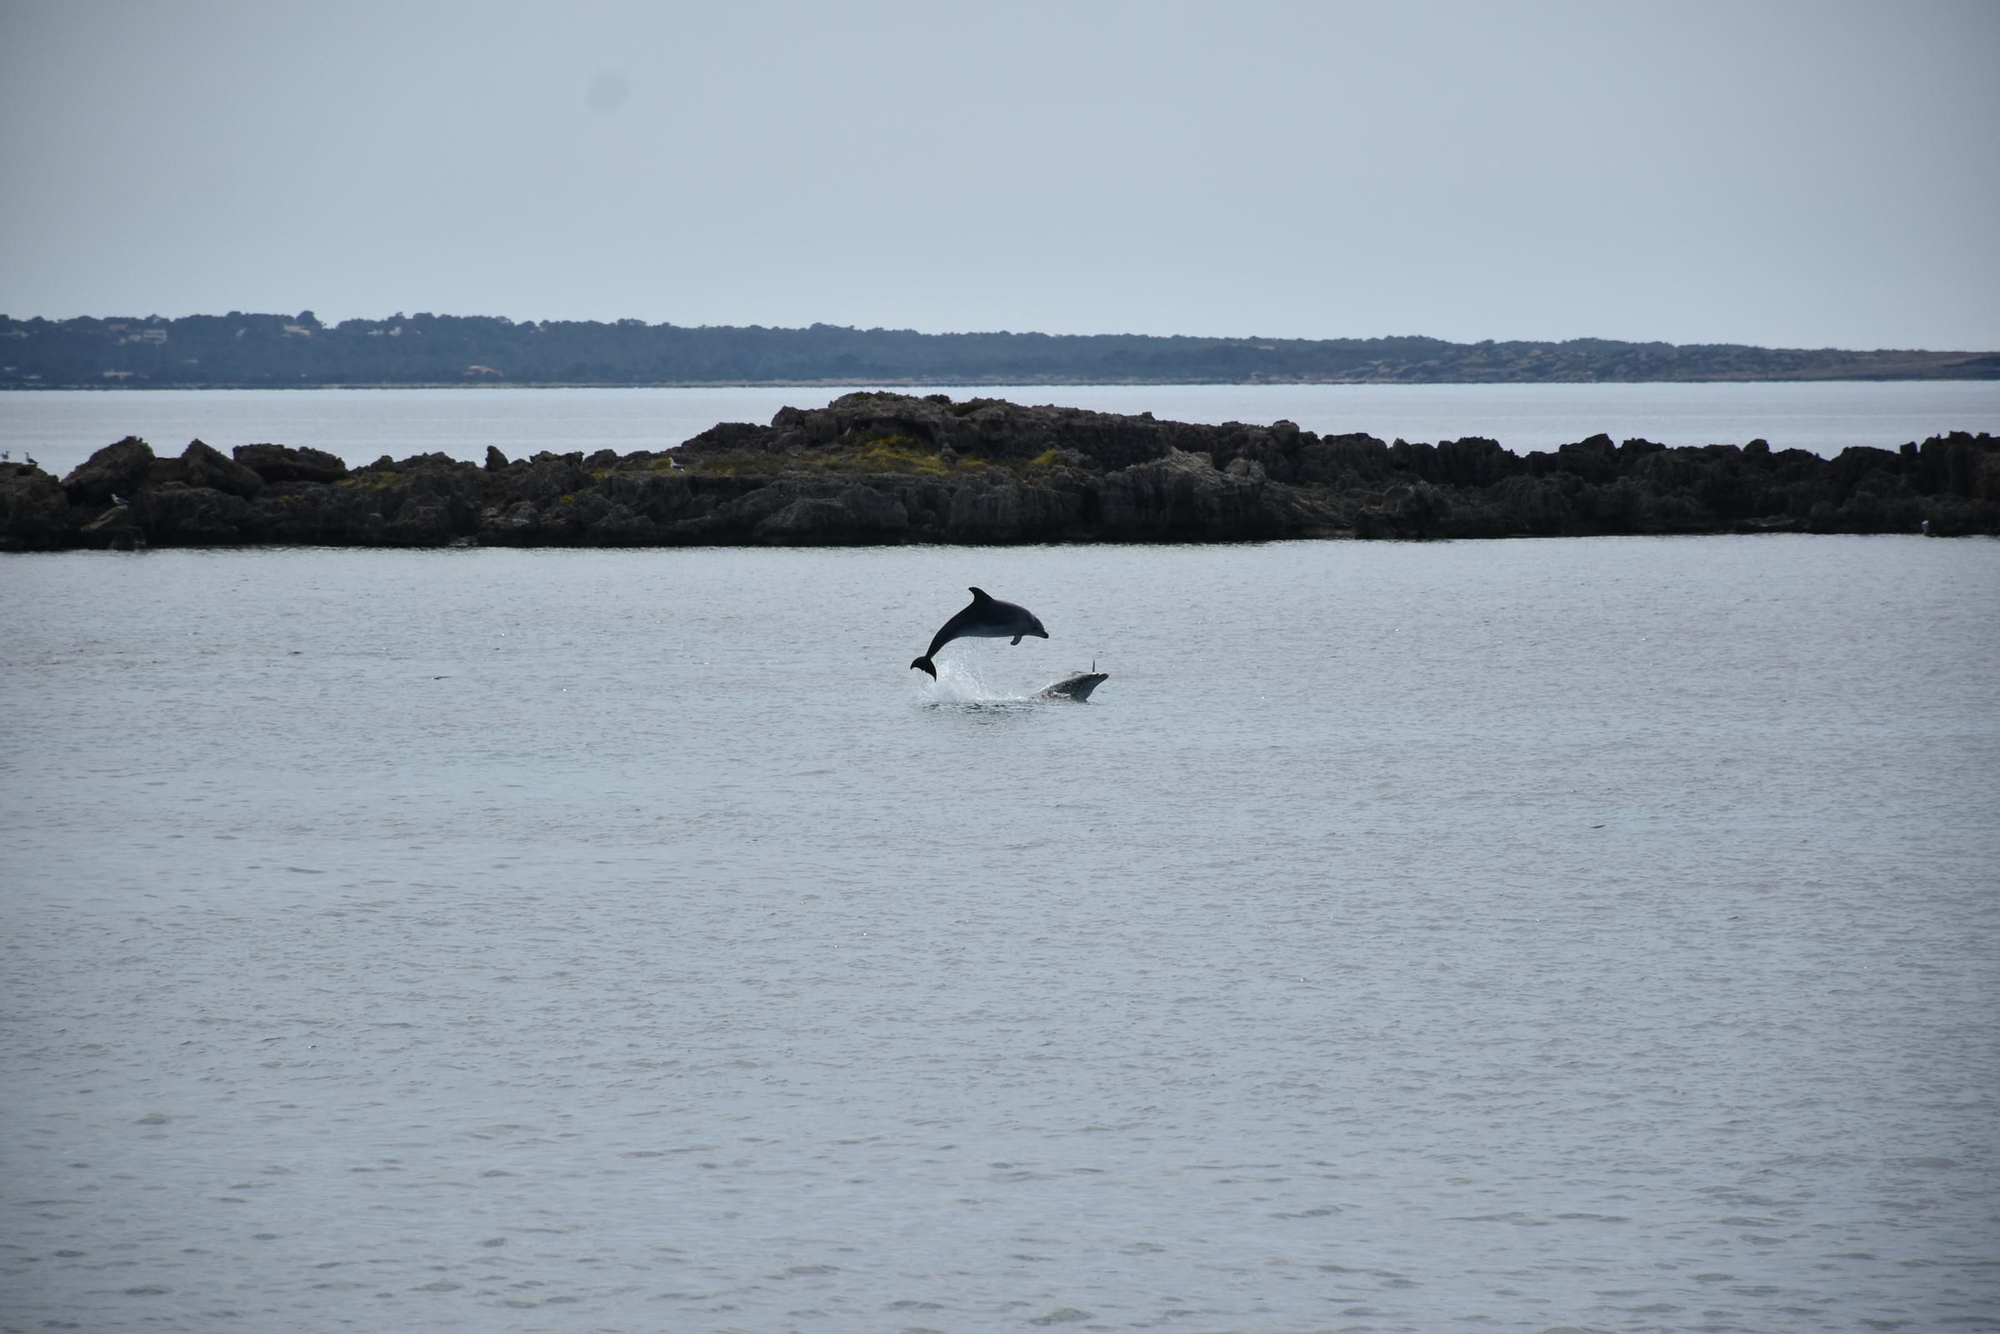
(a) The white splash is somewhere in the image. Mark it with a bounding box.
[914,654,1040,708]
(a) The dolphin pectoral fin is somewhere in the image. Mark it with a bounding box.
[1010,635,1022,645]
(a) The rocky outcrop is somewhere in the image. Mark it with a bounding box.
[0,463,71,550]
[5,394,1998,550]
[77,503,141,550]
[180,440,266,498]
[1098,450,1278,540]
[235,442,348,484]
[133,482,253,544]
[60,435,153,505]
[759,484,911,543]
[944,478,1075,543]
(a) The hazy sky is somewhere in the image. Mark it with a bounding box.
[3,0,1995,349]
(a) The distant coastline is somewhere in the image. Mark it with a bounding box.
[3,313,1995,390]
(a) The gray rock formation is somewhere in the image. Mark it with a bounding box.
[235,442,349,484]
[61,436,154,505]
[180,440,266,499]
[3,399,1997,550]
[0,463,71,550]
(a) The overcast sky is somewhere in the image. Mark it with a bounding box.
[3,0,1995,349]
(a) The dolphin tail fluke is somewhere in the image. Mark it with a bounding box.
[911,655,937,678]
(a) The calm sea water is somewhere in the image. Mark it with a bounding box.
[3,380,1999,479]
[3,536,1997,1333]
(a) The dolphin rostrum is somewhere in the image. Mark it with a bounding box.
[910,587,1048,678]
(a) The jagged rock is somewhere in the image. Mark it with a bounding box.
[679,392,1183,473]
[673,477,901,544]
[486,500,541,538]
[886,476,958,536]
[1914,431,2000,500]
[582,505,670,545]
[242,476,395,544]
[3,398,1997,549]
[1537,434,1619,484]
[1099,449,1276,539]
[134,483,251,545]
[500,454,592,507]
[1454,474,1575,537]
[181,440,266,498]
[1292,432,1391,488]
[593,468,696,524]
[1432,437,1515,488]
[756,484,910,543]
[1923,495,2000,536]
[61,436,154,504]
[1355,480,1452,540]
[1258,480,1352,537]
[0,463,70,550]
[944,479,1076,542]
[77,503,142,550]
[679,421,771,456]
[369,459,486,544]
[234,442,348,484]
[143,457,188,488]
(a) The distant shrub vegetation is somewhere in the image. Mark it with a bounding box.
[2,311,1994,387]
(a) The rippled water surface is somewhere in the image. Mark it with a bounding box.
[3,537,1997,1333]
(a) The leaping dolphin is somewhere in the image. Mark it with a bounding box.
[910,587,1048,678]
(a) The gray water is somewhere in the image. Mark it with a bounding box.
[4,380,1999,480]
[3,537,1998,1333]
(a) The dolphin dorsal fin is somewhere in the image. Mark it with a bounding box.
[968,586,992,602]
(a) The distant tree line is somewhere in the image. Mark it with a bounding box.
[1,311,1993,388]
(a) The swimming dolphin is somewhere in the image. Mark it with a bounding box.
[1034,669,1109,701]
[910,587,1048,678]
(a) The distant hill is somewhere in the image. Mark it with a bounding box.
[2,312,1994,388]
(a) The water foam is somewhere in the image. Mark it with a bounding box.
[915,654,1026,707]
